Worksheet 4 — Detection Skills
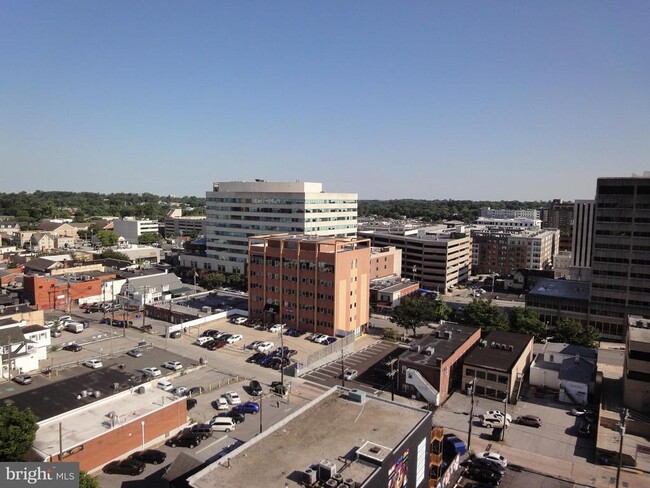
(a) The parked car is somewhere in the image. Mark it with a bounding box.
[225,391,241,405]
[578,419,592,438]
[215,412,245,424]
[50,329,62,338]
[190,423,214,440]
[185,386,205,397]
[165,431,202,448]
[323,336,337,345]
[285,349,298,359]
[248,380,263,396]
[465,466,502,485]
[516,415,542,427]
[342,368,358,381]
[103,459,146,476]
[475,451,508,468]
[213,397,230,410]
[245,341,263,351]
[571,407,593,417]
[233,317,247,325]
[142,367,162,378]
[163,361,183,371]
[13,374,33,385]
[268,323,285,333]
[62,343,82,352]
[461,457,505,476]
[227,334,243,344]
[207,340,227,351]
[84,359,103,369]
[157,379,174,391]
[128,449,166,465]
[59,315,72,323]
[233,401,260,414]
[256,341,274,353]
[484,410,512,423]
[201,329,218,337]
[172,387,188,397]
[247,352,265,363]
[170,331,182,339]
[127,348,143,358]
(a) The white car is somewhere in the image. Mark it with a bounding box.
[172,386,188,397]
[256,342,274,353]
[571,407,593,416]
[163,361,183,371]
[343,369,358,381]
[484,410,512,423]
[225,391,241,405]
[226,334,243,344]
[215,396,229,410]
[59,315,72,323]
[312,334,329,344]
[157,379,174,391]
[475,451,508,468]
[44,321,55,328]
[268,323,285,333]
[84,359,103,369]
[245,341,263,350]
[142,367,162,378]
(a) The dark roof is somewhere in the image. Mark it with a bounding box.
[21,325,47,334]
[559,357,594,384]
[400,323,480,366]
[464,330,533,372]
[528,278,590,301]
[0,317,21,327]
[0,325,25,345]
[24,257,62,272]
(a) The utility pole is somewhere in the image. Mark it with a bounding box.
[142,285,148,329]
[280,326,285,387]
[467,378,476,452]
[385,358,397,401]
[259,395,264,434]
[616,408,630,488]
[58,422,63,462]
[341,349,345,387]
[502,396,509,441]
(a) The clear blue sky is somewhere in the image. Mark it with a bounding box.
[1,1,648,200]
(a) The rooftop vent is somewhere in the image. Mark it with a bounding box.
[424,346,434,356]
[444,331,452,340]
[508,345,514,351]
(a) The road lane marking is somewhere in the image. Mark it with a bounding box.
[195,435,229,454]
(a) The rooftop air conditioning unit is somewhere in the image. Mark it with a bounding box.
[424,346,434,356]
[302,468,317,485]
[318,460,337,482]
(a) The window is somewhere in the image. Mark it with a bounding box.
[498,375,508,384]
[476,370,486,380]
[466,368,475,377]
[486,373,497,382]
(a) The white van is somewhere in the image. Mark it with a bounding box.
[65,322,84,333]
[480,414,509,428]
[195,337,212,346]
[209,416,235,433]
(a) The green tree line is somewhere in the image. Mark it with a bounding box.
[0,191,205,223]
[359,199,548,223]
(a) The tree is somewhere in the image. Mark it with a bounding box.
[200,272,226,290]
[79,471,99,488]
[228,272,247,290]
[99,249,131,262]
[96,230,119,246]
[463,298,508,332]
[553,318,600,348]
[390,295,451,336]
[138,232,163,245]
[0,404,39,461]
[509,308,547,339]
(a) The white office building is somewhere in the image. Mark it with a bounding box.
[479,207,541,220]
[202,180,358,274]
[113,218,160,244]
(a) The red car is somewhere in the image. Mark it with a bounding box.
[207,340,227,351]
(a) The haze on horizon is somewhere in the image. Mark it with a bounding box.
[1,2,648,201]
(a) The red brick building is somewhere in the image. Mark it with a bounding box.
[248,235,371,337]
[23,273,115,310]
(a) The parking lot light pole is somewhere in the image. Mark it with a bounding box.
[467,378,476,452]
[502,397,508,441]
[341,349,345,387]
[258,396,264,434]
[279,327,285,387]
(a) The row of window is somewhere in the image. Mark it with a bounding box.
[465,369,509,384]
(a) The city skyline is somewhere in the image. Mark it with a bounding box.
[1,2,648,200]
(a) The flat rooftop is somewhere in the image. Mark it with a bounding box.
[33,385,183,458]
[400,323,479,365]
[528,278,590,301]
[189,388,430,488]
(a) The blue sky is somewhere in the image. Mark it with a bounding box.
[1,1,648,200]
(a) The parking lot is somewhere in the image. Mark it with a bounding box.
[300,340,402,394]
[433,391,598,483]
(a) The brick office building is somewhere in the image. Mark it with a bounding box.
[248,235,371,337]
[22,273,115,310]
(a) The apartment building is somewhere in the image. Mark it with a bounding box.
[163,208,206,238]
[113,218,160,244]
[571,200,595,281]
[542,199,574,251]
[369,245,402,280]
[360,226,471,293]
[479,207,541,220]
[471,228,559,275]
[203,180,357,274]
[248,235,370,337]
[473,217,542,230]
[589,176,650,338]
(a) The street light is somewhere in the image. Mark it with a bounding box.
[467,378,476,451]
